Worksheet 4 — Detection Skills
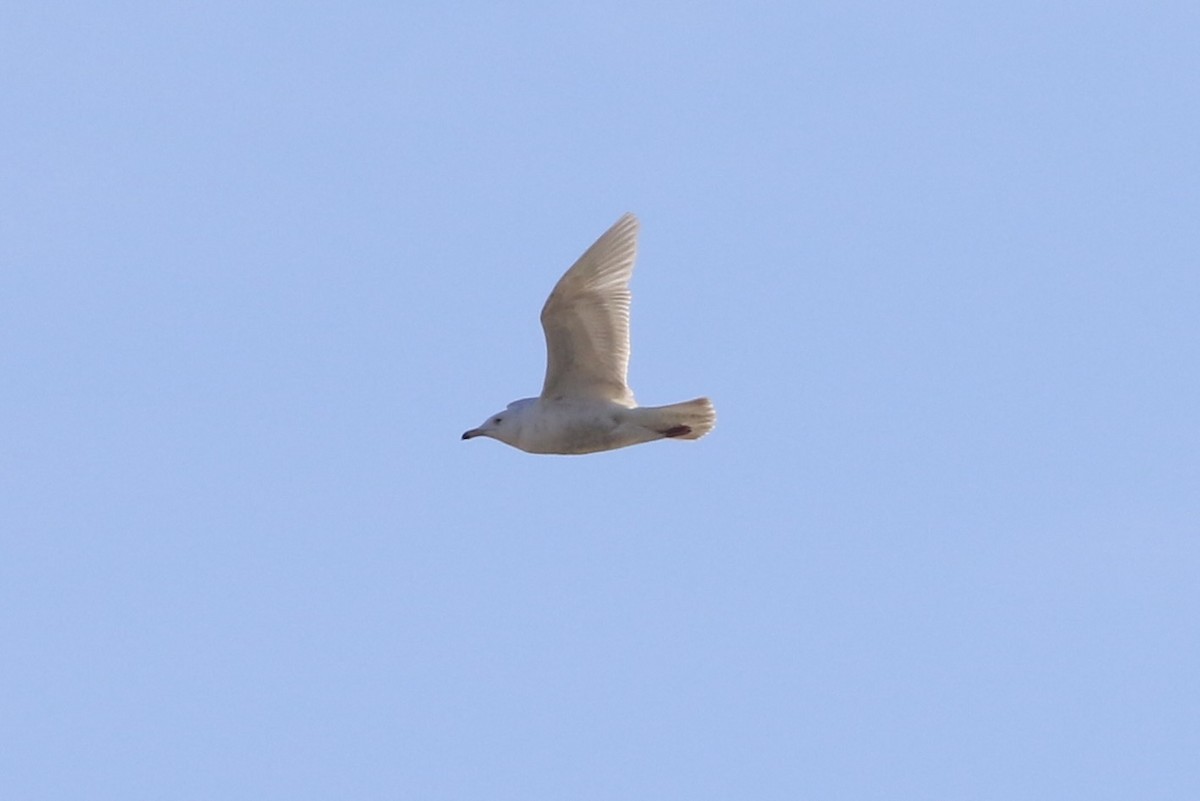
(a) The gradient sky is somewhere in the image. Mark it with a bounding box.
[3,2,1198,799]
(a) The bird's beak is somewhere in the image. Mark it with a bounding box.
[462,428,483,440]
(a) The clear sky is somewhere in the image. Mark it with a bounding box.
[3,2,1198,799]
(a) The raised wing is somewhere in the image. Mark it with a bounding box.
[539,213,639,404]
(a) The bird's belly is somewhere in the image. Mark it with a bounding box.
[518,405,646,455]
[521,421,619,455]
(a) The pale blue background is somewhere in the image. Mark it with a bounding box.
[3,2,1198,799]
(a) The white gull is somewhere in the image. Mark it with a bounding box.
[463,213,715,455]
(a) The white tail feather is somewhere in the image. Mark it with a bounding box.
[634,397,716,441]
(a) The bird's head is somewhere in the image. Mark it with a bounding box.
[461,399,534,448]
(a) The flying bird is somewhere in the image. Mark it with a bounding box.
[462,213,715,455]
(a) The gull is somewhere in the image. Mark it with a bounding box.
[462,213,715,455]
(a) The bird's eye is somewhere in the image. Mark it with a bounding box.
[493,417,502,424]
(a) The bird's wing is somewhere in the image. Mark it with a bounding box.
[539,213,639,404]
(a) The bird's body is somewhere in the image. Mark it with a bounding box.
[463,213,715,455]
[481,395,714,455]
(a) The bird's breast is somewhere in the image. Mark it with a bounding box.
[516,401,625,455]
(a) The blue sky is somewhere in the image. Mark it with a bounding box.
[3,2,1198,799]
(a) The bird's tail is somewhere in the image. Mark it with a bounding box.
[634,397,716,441]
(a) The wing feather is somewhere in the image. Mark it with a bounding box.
[539,213,639,404]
